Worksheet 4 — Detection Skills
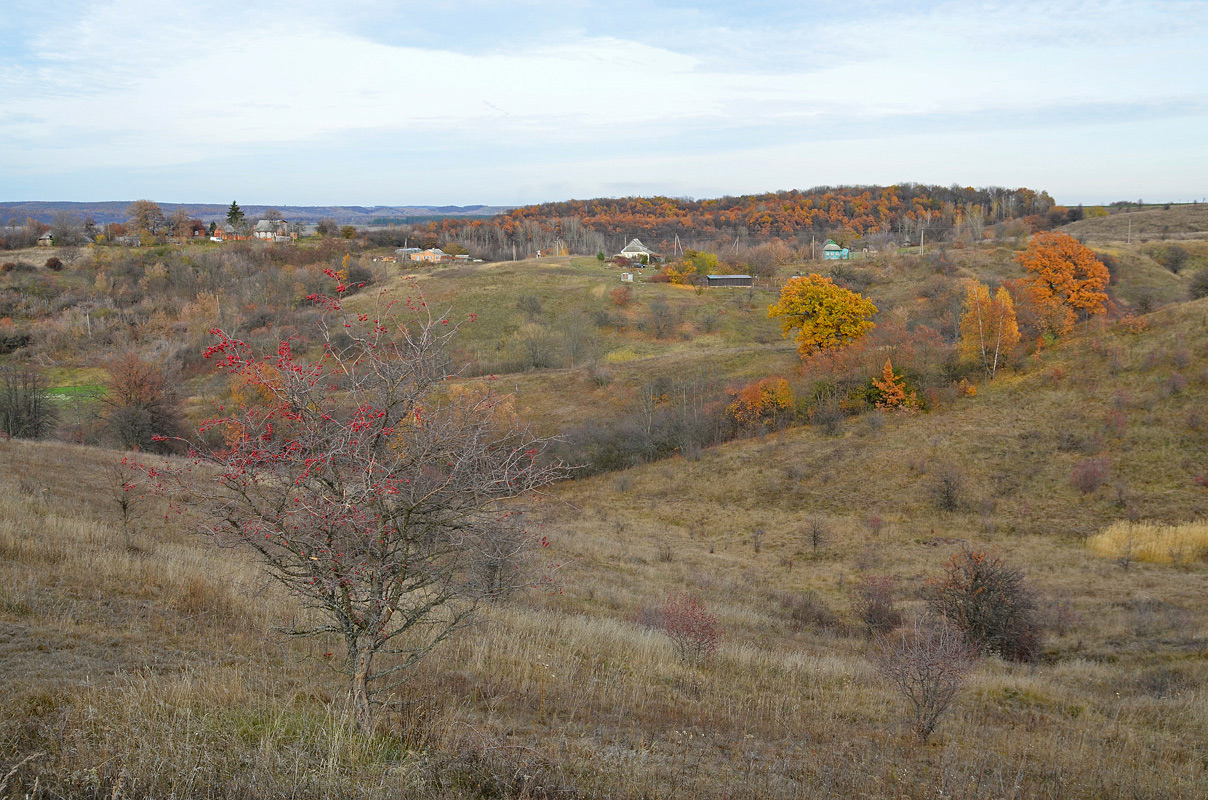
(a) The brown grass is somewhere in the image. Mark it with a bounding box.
[1089,520,1208,565]
[1061,205,1208,242]
[2,265,1208,796]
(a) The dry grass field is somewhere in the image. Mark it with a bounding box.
[1061,205,1208,242]
[2,284,1207,797]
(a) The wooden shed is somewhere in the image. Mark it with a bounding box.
[705,274,753,288]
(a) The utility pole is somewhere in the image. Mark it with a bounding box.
[920,227,925,256]
[1127,213,1131,245]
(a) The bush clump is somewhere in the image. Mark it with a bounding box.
[852,575,903,638]
[1189,269,1208,300]
[926,547,1041,662]
[653,593,720,665]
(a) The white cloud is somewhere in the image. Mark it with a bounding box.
[0,0,1205,201]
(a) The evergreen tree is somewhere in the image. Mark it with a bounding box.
[226,201,245,227]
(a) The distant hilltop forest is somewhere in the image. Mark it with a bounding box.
[410,184,1073,259]
[5,185,1111,262]
[0,201,508,226]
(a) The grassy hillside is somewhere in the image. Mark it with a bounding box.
[3,292,1207,797]
[1061,205,1208,242]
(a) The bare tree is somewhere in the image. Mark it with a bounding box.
[139,278,566,733]
[516,294,543,322]
[108,458,146,551]
[126,199,166,236]
[49,211,84,246]
[0,367,57,439]
[871,616,977,741]
[806,516,829,554]
[102,353,184,453]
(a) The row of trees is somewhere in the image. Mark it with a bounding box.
[0,353,182,450]
[769,232,1109,378]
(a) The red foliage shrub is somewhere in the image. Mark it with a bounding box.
[1071,457,1109,494]
[657,593,720,665]
[609,285,632,307]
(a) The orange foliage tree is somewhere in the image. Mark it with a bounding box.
[871,358,917,411]
[958,280,1020,380]
[1016,232,1109,335]
[728,376,794,429]
[768,274,878,358]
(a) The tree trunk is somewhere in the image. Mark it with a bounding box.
[350,639,376,734]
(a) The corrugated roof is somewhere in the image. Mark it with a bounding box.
[706,274,752,279]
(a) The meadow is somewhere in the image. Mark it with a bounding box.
[1,219,1207,797]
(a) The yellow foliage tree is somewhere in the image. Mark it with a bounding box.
[959,281,1020,380]
[767,274,878,358]
[872,358,917,411]
[1016,232,1109,335]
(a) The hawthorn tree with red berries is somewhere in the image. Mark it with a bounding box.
[144,274,566,733]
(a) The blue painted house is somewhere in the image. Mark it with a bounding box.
[821,239,850,260]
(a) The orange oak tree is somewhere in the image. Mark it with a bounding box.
[1016,232,1109,335]
[768,274,878,358]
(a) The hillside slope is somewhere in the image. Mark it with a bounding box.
[1061,205,1208,242]
[3,295,1207,797]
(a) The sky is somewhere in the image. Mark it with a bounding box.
[1,0,1205,206]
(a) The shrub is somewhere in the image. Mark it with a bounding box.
[811,401,843,436]
[1189,269,1208,300]
[1153,244,1189,273]
[927,547,1041,662]
[870,617,977,741]
[657,593,720,665]
[516,294,543,321]
[1071,457,1109,494]
[609,285,631,307]
[44,256,64,271]
[928,463,966,511]
[852,575,903,638]
[778,590,842,632]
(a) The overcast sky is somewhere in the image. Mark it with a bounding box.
[1,0,1205,206]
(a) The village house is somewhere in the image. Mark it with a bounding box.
[37,232,54,247]
[822,239,850,260]
[210,224,249,242]
[410,248,452,263]
[254,220,295,241]
[618,237,652,263]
